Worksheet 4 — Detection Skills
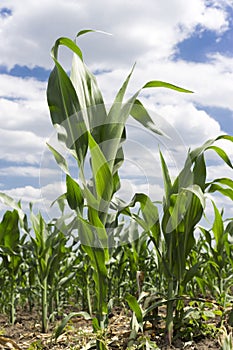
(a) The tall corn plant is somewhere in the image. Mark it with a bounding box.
[46,30,192,348]
[116,135,233,345]
[157,135,233,343]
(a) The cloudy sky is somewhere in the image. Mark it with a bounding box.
[0,0,232,221]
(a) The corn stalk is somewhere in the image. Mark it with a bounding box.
[46,29,192,349]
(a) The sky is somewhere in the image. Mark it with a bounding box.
[0,0,232,223]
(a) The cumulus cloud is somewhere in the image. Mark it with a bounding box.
[0,0,232,221]
[155,103,222,146]
[0,0,230,69]
[0,128,46,163]
[0,166,57,178]
[3,185,41,203]
[0,74,46,100]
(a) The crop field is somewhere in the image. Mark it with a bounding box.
[0,31,233,350]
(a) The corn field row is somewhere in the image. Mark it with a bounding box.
[0,30,233,349]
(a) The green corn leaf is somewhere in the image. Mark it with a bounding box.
[76,29,96,38]
[125,293,143,324]
[0,193,25,224]
[107,71,193,173]
[58,271,77,287]
[211,201,224,247]
[207,184,233,201]
[159,150,172,204]
[52,37,83,61]
[143,80,193,93]
[87,207,109,247]
[50,193,67,213]
[88,132,113,205]
[123,79,192,139]
[47,61,80,124]
[172,154,193,191]
[54,312,91,340]
[76,28,112,40]
[66,175,84,210]
[47,47,88,165]
[216,134,233,143]
[133,193,160,231]
[115,193,160,235]
[39,258,47,277]
[225,220,233,236]
[182,184,206,209]
[0,210,20,250]
[103,66,135,173]
[92,317,101,332]
[193,153,206,190]
[46,143,70,175]
[78,218,108,320]
[71,55,107,153]
[130,99,165,136]
[207,145,233,168]
[81,183,100,214]
[78,216,108,258]
[182,262,203,286]
[71,30,109,149]
[163,191,187,234]
[207,177,233,189]
[70,54,107,120]
[113,64,136,105]
[190,134,233,164]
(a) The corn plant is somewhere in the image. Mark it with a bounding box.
[219,327,233,350]
[199,207,233,325]
[0,208,27,324]
[46,29,192,349]
[29,208,78,332]
[118,134,233,345]
[156,136,232,343]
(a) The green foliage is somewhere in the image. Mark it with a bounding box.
[0,209,25,324]
[46,29,192,349]
[0,29,232,349]
[176,301,219,341]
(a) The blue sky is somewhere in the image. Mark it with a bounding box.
[0,0,232,220]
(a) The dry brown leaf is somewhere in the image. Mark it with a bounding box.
[0,336,22,350]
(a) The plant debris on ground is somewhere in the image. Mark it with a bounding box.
[0,306,231,349]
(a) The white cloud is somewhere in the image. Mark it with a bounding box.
[123,54,233,110]
[0,0,232,223]
[0,181,66,219]
[0,75,52,162]
[0,97,51,136]
[207,163,233,181]
[0,74,46,100]
[0,166,57,178]
[0,128,45,164]
[1,185,42,207]
[0,0,230,69]
[155,103,221,146]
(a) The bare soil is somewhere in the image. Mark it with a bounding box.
[0,308,226,349]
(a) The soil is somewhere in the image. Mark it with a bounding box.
[0,307,227,349]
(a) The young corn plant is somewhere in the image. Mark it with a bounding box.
[199,205,233,325]
[0,209,26,324]
[158,135,232,343]
[46,30,192,349]
[118,135,233,345]
[0,195,27,324]
[29,209,77,332]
